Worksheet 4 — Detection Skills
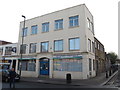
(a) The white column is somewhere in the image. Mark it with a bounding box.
[15,60,19,73]
[49,59,53,78]
[36,59,39,77]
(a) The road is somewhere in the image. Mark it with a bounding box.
[2,81,119,90]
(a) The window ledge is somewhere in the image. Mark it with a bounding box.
[69,25,79,29]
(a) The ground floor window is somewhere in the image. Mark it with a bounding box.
[53,59,82,72]
[18,60,36,71]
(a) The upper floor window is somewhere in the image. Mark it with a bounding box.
[22,27,28,37]
[20,44,27,54]
[87,18,90,29]
[29,43,36,53]
[92,42,95,53]
[5,47,12,55]
[69,15,79,27]
[88,39,91,52]
[55,19,63,30]
[42,22,49,32]
[90,22,94,33]
[41,42,49,52]
[31,25,37,35]
[87,18,94,33]
[0,47,3,55]
[69,38,80,50]
[54,40,63,52]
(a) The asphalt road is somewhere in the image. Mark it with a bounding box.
[2,81,119,90]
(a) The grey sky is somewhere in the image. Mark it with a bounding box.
[0,0,118,54]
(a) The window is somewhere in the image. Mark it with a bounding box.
[5,47,12,55]
[93,59,96,70]
[54,40,63,51]
[89,58,92,71]
[69,38,80,50]
[90,22,94,33]
[21,61,27,71]
[29,43,36,53]
[98,43,100,50]
[54,59,82,72]
[20,44,27,54]
[87,18,90,29]
[41,42,49,52]
[42,22,49,32]
[27,60,36,71]
[55,19,63,30]
[88,39,91,52]
[31,25,37,34]
[69,15,79,27]
[19,60,36,71]
[92,42,95,53]
[95,41,97,48]
[0,47,3,55]
[22,27,28,37]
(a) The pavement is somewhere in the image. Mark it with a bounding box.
[20,71,118,86]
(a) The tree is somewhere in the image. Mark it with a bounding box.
[107,52,118,64]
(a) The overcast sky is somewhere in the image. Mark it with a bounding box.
[0,0,118,55]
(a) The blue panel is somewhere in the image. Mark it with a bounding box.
[40,61,49,75]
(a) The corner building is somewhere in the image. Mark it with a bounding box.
[17,4,95,79]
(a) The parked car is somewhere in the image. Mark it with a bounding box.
[2,69,20,82]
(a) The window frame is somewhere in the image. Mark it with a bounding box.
[29,43,37,53]
[69,37,80,51]
[69,15,79,27]
[55,19,63,30]
[31,25,38,35]
[41,41,49,52]
[88,39,91,52]
[42,22,49,32]
[54,39,63,52]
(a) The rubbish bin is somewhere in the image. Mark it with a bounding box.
[66,73,72,83]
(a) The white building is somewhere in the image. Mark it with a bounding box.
[0,43,18,70]
[17,4,95,79]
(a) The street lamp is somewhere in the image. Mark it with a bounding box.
[19,15,26,76]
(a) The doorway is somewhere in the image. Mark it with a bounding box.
[39,58,49,75]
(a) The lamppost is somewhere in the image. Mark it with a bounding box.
[19,15,26,76]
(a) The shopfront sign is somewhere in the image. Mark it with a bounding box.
[53,54,83,59]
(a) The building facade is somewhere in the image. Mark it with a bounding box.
[17,4,96,79]
[0,43,18,70]
[94,37,105,75]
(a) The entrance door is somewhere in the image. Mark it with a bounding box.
[40,59,49,75]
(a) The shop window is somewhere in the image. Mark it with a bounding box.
[53,59,82,72]
[18,60,36,71]
[27,62,36,71]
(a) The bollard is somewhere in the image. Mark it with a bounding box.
[106,71,108,78]
[66,73,72,84]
